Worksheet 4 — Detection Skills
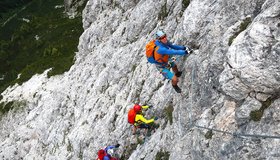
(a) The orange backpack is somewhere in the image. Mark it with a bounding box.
[145,40,159,64]
[128,108,136,124]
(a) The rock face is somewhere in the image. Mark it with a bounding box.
[1,0,280,159]
[64,0,86,18]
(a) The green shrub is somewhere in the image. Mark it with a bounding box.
[250,110,263,121]
[205,130,213,139]
[0,0,84,94]
[250,96,275,121]
[155,150,170,160]
[0,101,14,114]
[67,140,73,152]
[0,100,26,116]
[158,2,168,20]
[132,65,137,72]
[228,17,251,46]
[164,105,174,124]
[120,135,147,159]
[182,0,190,10]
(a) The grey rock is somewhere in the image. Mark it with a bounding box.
[236,97,262,126]
[0,0,280,159]
[256,92,271,101]
[64,0,87,18]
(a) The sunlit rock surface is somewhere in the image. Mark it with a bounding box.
[1,0,279,159]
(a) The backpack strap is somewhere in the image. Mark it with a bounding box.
[154,55,168,67]
[153,43,169,66]
[151,45,157,62]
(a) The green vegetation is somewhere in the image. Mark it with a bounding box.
[228,17,251,46]
[158,1,168,20]
[120,137,144,160]
[153,81,164,92]
[78,149,83,160]
[0,0,84,94]
[0,100,26,115]
[182,0,190,10]
[67,139,73,152]
[250,96,275,121]
[132,65,137,72]
[0,0,32,21]
[164,105,174,125]
[250,109,262,121]
[0,101,14,114]
[205,130,213,139]
[155,150,170,160]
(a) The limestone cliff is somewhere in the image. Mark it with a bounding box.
[0,0,279,159]
[64,0,86,18]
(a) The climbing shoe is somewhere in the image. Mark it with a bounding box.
[172,85,182,93]
[175,71,182,77]
[186,47,193,54]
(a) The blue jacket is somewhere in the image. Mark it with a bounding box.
[103,156,111,160]
[155,40,186,55]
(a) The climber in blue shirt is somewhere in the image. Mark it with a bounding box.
[153,30,192,93]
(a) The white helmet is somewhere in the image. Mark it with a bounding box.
[155,30,166,39]
[107,149,114,155]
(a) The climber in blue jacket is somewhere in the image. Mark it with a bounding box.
[153,30,192,93]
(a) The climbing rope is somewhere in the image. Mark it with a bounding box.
[189,60,280,139]
[188,61,195,128]
[193,124,280,139]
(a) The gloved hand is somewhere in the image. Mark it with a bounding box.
[167,62,172,69]
[115,144,120,148]
[154,117,158,120]
[171,56,176,61]
[149,105,153,109]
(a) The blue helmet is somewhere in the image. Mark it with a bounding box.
[155,30,166,39]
